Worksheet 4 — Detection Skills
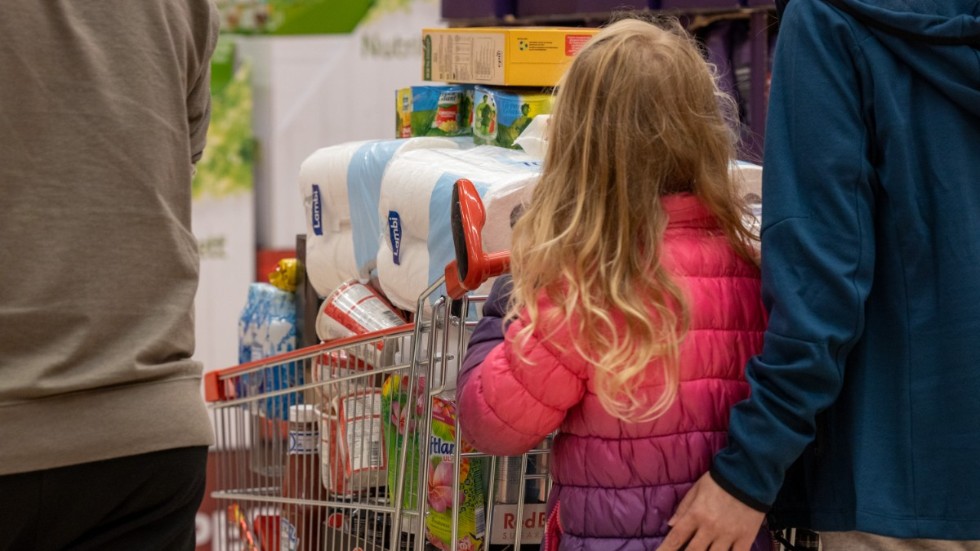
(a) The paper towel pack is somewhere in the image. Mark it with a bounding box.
[298,137,468,297]
[377,146,541,311]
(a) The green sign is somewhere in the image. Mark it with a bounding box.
[215,0,375,35]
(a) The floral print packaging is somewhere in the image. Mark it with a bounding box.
[381,374,424,511]
[425,395,486,551]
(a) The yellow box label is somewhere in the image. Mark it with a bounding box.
[422,27,598,87]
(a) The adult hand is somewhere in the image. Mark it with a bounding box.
[659,472,766,551]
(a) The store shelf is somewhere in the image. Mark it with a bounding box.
[441,0,516,21]
[442,0,775,22]
[439,0,777,159]
[516,0,649,18]
[660,0,745,10]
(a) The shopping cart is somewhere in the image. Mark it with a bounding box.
[205,325,423,551]
[205,178,552,551]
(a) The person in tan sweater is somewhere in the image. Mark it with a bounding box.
[0,1,219,549]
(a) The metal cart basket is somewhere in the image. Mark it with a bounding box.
[205,285,550,551]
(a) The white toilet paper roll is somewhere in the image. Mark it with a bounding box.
[377,146,541,312]
[299,141,369,296]
[299,137,468,297]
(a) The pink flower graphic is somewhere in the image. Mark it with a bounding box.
[431,397,456,425]
[390,399,416,435]
[427,460,463,513]
[457,536,476,551]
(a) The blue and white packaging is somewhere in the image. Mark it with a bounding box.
[377,145,542,311]
[237,282,301,419]
[298,137,470,297]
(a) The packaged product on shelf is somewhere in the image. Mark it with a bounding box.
[472,86,554,149]
[425,395,486,551]
[422,27,599,87]
[397,85,475,138]
[322,389,387,497]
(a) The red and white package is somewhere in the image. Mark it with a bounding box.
[312,350,380,404]
[315,280,406,343]
[321,389,387,497]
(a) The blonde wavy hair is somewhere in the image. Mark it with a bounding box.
[508,17,757,423]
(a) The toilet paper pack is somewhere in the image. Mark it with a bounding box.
[299,137,469,297]
[377,145,541,311]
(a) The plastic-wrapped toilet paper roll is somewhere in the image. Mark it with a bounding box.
[300,141,369,296]
[299,137,467,297]
[377,146,541,312]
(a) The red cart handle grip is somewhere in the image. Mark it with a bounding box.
[445,178,511,299]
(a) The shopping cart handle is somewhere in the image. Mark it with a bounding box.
[204,324,414,403]
[446,178,511,299]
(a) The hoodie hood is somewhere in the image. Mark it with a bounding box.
[828,0,980,45]
[825,0,980,115]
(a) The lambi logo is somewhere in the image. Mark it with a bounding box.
[311,184,324,236]
[388,211,402,265]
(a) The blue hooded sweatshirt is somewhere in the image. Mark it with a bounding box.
[710,0,980,539]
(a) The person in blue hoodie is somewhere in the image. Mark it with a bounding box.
[661,1,980,550]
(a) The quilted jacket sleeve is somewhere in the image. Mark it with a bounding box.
[458,276,512,392]
[457,293,587,456]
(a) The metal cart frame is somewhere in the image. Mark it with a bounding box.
[205,276,551,551]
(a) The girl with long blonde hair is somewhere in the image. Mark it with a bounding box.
[457,17,770,550]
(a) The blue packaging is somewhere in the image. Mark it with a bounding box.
[396,85,475,138]
[472,86,554,149]
[237,283,302,419]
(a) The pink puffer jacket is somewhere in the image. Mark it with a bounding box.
[456,193,769,550]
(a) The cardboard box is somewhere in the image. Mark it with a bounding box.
[472,86,553,149]
[489,502,548,545]
[422,27,599,87]
[396,85,474,138]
